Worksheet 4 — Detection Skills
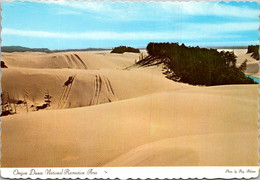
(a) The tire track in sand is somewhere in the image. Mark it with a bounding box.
[70,55,82,69]
[57,75,76,109]
[89,74,102,105]
[89,75,116,105]
[65,55,73,68]
[74,54,88,69]
[65,54,87,69]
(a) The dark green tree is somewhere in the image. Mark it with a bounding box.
[143,42,256,85]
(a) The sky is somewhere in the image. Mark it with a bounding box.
[1,0,259,49]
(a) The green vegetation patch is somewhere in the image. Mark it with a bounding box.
[137,42,255,86]
[247,45,259,60]
[111,46,140,54]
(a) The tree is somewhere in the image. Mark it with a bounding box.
[142,42,256,86]
[247,45,259,60]
[238,59,247,73]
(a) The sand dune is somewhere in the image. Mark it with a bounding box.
[1,50,258,167]
[104,132,257,166]
[1,67,188,111]
[2,51,139,70]
[217,49,248,56]
[236,51,259,78]
[244,61,259,78]
[1,84,258,167]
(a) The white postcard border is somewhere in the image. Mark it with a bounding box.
[1,167,259,179]
[0,0,259,179]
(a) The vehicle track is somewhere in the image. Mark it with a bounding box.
[89,74,102,106]
[65,55,73,68]
[57,75,76,109]
[70,55,82,68]
[89,75,116,106]
[65,54,87,69]
[74,54,88,69]
[103,76,115,95]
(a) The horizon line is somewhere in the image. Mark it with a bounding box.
[2,44,256,51]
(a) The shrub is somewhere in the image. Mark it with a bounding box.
[111,46,140,54]
[1,61,8,68]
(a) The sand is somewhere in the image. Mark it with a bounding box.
[1,49,258,167]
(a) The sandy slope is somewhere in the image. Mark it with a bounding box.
[1,84,258,167]
[104,132,257,166]
[236,51,259,78]
[1,67,188,111]
[2,51,139,70]
[2,51,188,112]
[2,51,186,111]
[1,50,258,167]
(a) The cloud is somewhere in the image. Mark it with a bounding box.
[56,9,82,15]
[193,40,259,46]
[183,22,259,33]
[39,1,259,21]
[43,1,106,13]
[1,28,209,40]
[40,1,141,21]
[2,22,257,41]
[160,1,259,19]
[3,1,258,48]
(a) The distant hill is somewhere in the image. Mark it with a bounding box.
[2,46,51,53]
[2,46,111,53]
[51,48,111,53]
[205,46,247,49]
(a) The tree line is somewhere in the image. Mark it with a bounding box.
[143,42,255,86]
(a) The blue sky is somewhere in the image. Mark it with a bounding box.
[1,1,259,49]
